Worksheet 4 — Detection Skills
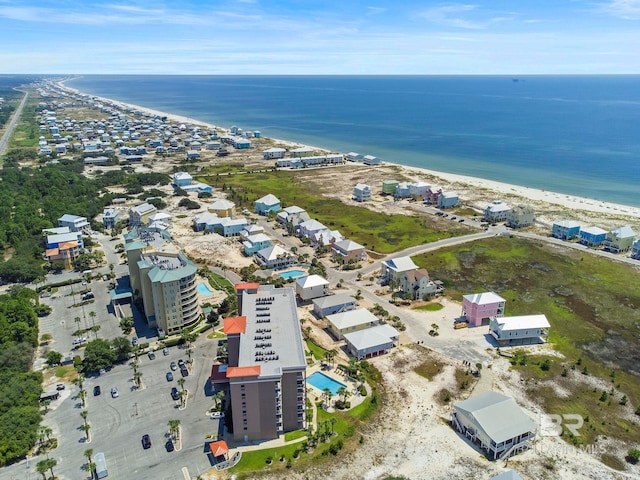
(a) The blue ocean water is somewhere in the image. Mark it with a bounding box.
[65,75,640,207]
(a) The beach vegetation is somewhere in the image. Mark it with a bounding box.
[201,169,469,253]
[418,235,640,448]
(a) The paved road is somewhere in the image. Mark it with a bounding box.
[0,90,28,155]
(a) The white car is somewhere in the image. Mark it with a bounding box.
[111,387,119,398]
[210,412,225,419]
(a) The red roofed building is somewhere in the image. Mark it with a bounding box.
[208,440,229,459]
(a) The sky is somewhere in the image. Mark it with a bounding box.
[0,0,639,74]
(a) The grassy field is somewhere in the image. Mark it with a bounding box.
[8,96,40,149]
[415,236,640,452]
[199,169,470,253]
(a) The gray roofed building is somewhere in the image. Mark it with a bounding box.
[451,391,536,460]
[312,293,358,318]
[489,471,524,480]
[326,308,380,339]
[343,324,399,360]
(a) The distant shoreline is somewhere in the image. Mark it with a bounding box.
[57,79,640,222]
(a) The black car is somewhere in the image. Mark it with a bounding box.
[177,359,185,368]
[142,434,151,449]
[93,385,101,396]
[180,367,189,377]
[171,387,179,401]
[166,372,174,382]
[165,439,174,452]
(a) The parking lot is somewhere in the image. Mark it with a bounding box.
[0,233,226,480]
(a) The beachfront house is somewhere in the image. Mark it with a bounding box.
[276,158,303,169]
[263,147,286,159]
[327,308,380,340]
[363,155,381,165]
[579,226,607,247]
[483,201,512,223]
[632,240,640,260]
[312,294,358,318]
[552,220,581,240]
[240,224,265,239]
[410,181,431,197]
[344,324,399,360]
[437,191,459,209]
[505,205,536,229]
[234,138,251,149]
[462,292,506,327]
[290,147,314,158]
[382,180,399,195]
[208,199,236,218]
[295,275,330,301]
[347,152,363,162]
[380,256,419,285]
[451,391,536,460]
[192,213,247,237]
[489,315,550,346]
[353,183,372,202]
[603,225,635,253]
[242,233,272,256]
[331,239,367,263]
[395,182,411,199]
[58,214,90,232]
[255,194,281,216]
[254,245,296,269]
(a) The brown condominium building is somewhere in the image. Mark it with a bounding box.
[217,283,307,442]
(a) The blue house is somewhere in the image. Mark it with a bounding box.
[552,220,581,240]
[255,194,281,215]
[631,240,640,260]
[242,233,272,255]
[234,138,251,149]
[579,226,607,247]
[173,171,193,187]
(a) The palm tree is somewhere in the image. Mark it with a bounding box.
[186,348,193,364]
[91,324,101,339]
[73,374,85,390]
[78,389,87,408]
[80,409,89,426]
[133,371,143,388]
[330,417,336,435]
[74,316,81,334]
[177,377,186,391]
[81,422,91,441]
[36,459,49,480]
[178,389,187,407]
[322,388,332,409]
[168,419,181,440]
[337,387,348,403]
[42,399,51,414]
[89,310,97,328]
[84,448,94,474]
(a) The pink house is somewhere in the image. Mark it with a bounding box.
[462,292,506,327]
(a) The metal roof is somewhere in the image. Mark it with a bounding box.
[454,391,537,444]
[327,308,378,330]
[343,324,399,351]
[463,291,505,305]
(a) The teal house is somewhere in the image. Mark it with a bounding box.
[255,194,281,215]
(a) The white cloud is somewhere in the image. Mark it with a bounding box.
[366,6,386,15]
[417,4,486,29]
[598,0,640,19]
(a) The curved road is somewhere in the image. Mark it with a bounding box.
[0,90,29,155]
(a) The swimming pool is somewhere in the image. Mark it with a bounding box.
[278,269,306,279]
[307,371,347,396]
[197,283,214,296]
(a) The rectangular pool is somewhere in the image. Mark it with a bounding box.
[278,269,306,279]
[307,371,347,396]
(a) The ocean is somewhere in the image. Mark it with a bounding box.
[65,75,640,207]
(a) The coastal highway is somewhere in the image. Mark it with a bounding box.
[0,91,28,155]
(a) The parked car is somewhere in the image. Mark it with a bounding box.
[56,383,65,391]
[180,367,189,378]
[210,412,225,419]
[111,387,119,398]
[93,385,101,396]
[177,359,185,368]
[141,434,151,449]
[166,372,173,382]
[165,439,174,452]
[163,347,169,356]
[132,337,138,346]
[170,361,177,371]
[148,351,156,360]
[171,387,179,401]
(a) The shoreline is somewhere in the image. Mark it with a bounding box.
[57,79,640,221]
